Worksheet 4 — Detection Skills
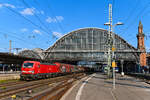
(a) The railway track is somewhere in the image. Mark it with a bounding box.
[0,80,26,87]
[27,73,85,100]
[0,73,86,100]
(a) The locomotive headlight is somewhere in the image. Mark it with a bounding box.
[32,71,34,73]
[28,71,34,73]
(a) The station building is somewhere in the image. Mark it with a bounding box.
[43,21,147,73]
[17,21,149,73]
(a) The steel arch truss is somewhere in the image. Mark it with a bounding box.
[18,50,43,59]
[44,28,140,62]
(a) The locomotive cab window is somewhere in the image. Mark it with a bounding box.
[23,63,34,68]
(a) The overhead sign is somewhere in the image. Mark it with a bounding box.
[112,47,116,51]
[112,61,116,68]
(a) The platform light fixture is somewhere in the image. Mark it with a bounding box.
[116,22,123,26]
[104,22,123,27]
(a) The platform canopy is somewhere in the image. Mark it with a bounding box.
[44,28,140,63]
[18,48,44,60]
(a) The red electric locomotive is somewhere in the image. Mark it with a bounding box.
[20,61,82,80]
[20,61,57,80]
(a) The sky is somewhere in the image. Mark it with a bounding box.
[0,0,150,53]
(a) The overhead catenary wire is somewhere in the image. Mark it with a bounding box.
[118,2,150,37]
[45,0,65,34]
[112,2,150,46]
[0,26,50,49]
[33,0,58,42]
[1,7,49,46]
[104,0,146,49]
[117,0,140,35]
[0,2,55,50]
[0,31,39,48]
[0,28,49,48]
[3,5,51,37]
[20,0,53,36]
[43,0,67,40]
[22,0,61,44]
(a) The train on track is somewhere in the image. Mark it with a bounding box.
[20,61,90,80]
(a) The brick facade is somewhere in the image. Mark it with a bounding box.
[137,21,147,67]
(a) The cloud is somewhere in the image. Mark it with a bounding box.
[0,3,16,8]
[53,32,63,38]
[40,11,44,15]
[46,16,64,23]
[4,3,15,8]
[21,28,28,32]
[33,29,41,34]
[56,16,64,22]
[20,8,35,16]
[46,17,56,23]
[0,4,3,8]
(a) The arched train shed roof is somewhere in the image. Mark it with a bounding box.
[44,28,139,62]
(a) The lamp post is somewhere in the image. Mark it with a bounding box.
[104,4,123,89]
[105,21,123,89]
[104,21,123,77]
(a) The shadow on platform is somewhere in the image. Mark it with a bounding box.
[105,81,150,89]
[81,73,150,90]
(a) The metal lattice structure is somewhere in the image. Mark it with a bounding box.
[44,28,140,63]
[18,49,44,59]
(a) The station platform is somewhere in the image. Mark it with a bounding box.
[61,73,150,100]
[0,72,20,80]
